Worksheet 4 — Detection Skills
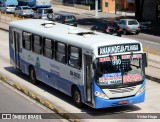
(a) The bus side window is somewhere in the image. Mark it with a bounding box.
[43,38,54,59]
[55,42,66,64]
[32,34,42,54]
[23,32,31,51]
[68,46,82,69]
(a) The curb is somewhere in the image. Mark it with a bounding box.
[146,75,160,83]
[0,27,9,31]
[0,74,80,122]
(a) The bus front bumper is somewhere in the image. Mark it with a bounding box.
[94,91,145,109]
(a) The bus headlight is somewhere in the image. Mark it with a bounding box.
[136,86,145,96]
[95,91,109,99]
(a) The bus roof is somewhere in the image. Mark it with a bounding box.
[10,19,141,51]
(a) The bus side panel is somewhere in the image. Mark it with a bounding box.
[35,65,85,100]
[18,57,72,96]
[20,50,85,100]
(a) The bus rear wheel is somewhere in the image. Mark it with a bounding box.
[72,87,82,108]
[29,67,37,84]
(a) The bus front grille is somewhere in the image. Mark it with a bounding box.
[108,86,136,94]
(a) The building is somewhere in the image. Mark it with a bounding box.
[102,0,135,13]
[142,0,160,22]
[52,0,101,10]
[52,0,160,22]
[52,0,135,13]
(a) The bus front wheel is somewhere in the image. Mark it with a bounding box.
[29,67,37,84]
[72,87,82,108]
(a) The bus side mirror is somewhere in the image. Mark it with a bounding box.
[142,53,148,67]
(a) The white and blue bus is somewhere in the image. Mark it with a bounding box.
[9,19,147,109]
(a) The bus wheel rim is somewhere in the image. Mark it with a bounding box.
[75,90,80,103]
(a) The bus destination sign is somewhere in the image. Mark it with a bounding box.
[98,43,141,55]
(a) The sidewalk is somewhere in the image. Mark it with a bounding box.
[53,5,135,18]
[53,5,121,18]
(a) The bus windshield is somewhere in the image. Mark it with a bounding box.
[97,54,145,85]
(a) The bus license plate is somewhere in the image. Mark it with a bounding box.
[118,100,128,105]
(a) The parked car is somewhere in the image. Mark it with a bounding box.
[116,19,140,35]
[33,8,54,20]
[55,14,77,27]
[91,21,122,37]
[14,6,34,17]
[0,0,18,13]
[139,21,151,30]
[0,4,16,13]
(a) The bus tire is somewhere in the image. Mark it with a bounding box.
[29,66,37,84]
[72,87,82,108]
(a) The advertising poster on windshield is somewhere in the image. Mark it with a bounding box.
[99,73,122,85]
[98,54,143,85]
[123,74,141,83]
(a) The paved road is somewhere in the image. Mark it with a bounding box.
[0,24,160,122]
[53,5,160,51]
[0,80,48,113]
[77,20,160,52]
[123,34,160,53]
[0,80,66,121]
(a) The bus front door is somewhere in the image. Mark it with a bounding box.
[13,31,21,69]
[84,55,93,106]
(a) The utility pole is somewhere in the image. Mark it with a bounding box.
[95,0,98,17]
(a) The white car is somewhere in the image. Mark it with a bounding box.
[116,19,140,35]
[33,8,54,20]
[14,6,34,17]
[0,5,16,13]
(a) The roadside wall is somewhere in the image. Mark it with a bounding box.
[102,0,115,13]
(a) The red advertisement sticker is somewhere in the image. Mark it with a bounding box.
[123,74,141,83]
[99,56,117,62]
